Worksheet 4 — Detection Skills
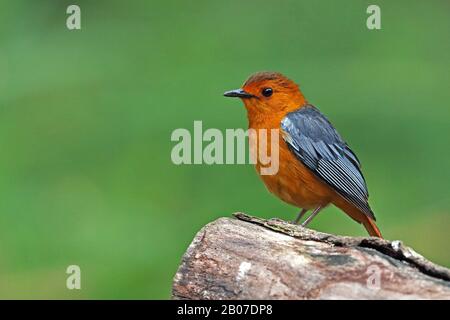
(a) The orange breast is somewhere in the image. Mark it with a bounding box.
[248,109,334,210]
[255,136,334,209]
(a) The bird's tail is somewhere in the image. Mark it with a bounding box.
[333,197,383,238]
[362,216,383,238]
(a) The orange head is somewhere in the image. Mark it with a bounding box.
[224,72,307,126]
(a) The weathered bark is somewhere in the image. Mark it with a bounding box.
[172,213,450,300]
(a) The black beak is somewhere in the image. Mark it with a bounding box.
[223,88,253,98]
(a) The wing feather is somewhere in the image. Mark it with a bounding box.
[281,105,375,220]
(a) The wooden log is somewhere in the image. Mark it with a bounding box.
[172,213,450,300]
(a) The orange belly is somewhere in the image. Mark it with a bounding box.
[255,140,333,209]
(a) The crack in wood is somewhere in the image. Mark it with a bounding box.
[232,212,450,282]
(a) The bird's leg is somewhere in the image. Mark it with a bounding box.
[292,208,308,225]
[301,206,324,227]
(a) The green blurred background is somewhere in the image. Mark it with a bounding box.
[0,0,449,299]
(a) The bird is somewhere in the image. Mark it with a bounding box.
[224,71,382,238]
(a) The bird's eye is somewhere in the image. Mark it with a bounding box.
[261,87,273,97]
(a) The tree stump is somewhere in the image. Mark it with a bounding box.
[172,213,450,299]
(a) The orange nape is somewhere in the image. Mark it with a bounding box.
[224,71,382,238]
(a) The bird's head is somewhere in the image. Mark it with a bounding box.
[224,72,306,117]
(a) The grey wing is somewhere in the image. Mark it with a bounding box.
[281,105,375,220]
